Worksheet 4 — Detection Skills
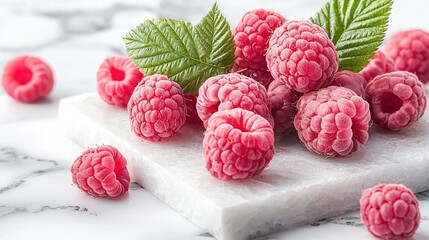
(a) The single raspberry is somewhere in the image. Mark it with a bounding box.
[184,93,203,125]
[267,80,301,135]
[203,108,275,180]
[71,145,130,198]
[266,20,338,93]
[360,184,420,240]
[196,73,273,128]
[331,70,367,98]
[2,55,54,102]
[385,30,429,84]
[294,86,370,156]
[128,74,187,141]
[97,56,143,107]
[366,71,427,131]
[359,50,396,83]
[232,9,286,87]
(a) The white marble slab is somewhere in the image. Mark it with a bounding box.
[59,93,429,240]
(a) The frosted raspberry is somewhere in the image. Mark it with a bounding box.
[97,56,143,107]
[196,73,273,128]
[385,30,429,84]
[203,108,275,180]
[128,74,187,141]
[2,55,54,102]
[71,145,130,198]
[266,20,338,93]
[294,86,370,156]
[359,50,396,83]
[233,9,286,87]
[366,71,427,131]
[360,184,420,239]
[267,80,301,135]
[331,70,367,98]
[184,93,203,125]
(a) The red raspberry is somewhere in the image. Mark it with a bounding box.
[266,20,338,93]
[71,145,130,198]
[366,71,427,131]
[331,70,367,98]
[2,56,54,102]
[294,86,370,156]
[196,73,273,128]
[232,9,286,87]
[203,108,275,180]
[385,30,429,84]
[127,74,187,142]
[360,184,420,239]
[267,80,301,135]
[359,50,396,83]
[97,56,143,107]
[184,93,203,125]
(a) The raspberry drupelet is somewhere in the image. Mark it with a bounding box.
[266,20,338,93]
[359,50,396,83]
[294,86,371,156]
[331,70,367,98]
[233,9,286,87]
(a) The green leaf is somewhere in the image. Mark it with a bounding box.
[310,0,392,72]
[123,3,235,93]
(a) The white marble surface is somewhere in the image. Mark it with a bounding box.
[0,0,428,239]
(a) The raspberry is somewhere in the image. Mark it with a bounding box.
[360,184,420,239]
[2,55,54,102]
[266,20,338,93]
[385,30,429,84]
[203,108,275,180]
[267,80,301,135]
[232,9,286,87]
[331,70,367,98]
[196,73,273,128]
[71,145,130,198]
[97,56,143,107]
[359,50,396,83]
[366,71,427,131]
[127,74,187,141]
[184,93,203,125]
[294,86,370,156]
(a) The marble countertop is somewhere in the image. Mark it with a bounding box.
[0,0,428,239]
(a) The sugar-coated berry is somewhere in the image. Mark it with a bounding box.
[203,108,275,180]
[331,70,367,98]
[196,73,273,128]
[366,71,427,131]
[360,184,420,240]
[266,20,338,93]
[359,50,396,83]
[128,74,187,142]
[2,55,54,102]
[385,30,429,84]
[184,93,203,124]
[294,86,370,156]
[233,9,286,87]
[71,145,130,198]
[267,80,301,135]
[97,56,143,107]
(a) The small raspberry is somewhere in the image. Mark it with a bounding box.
[331,70,367,98]
[294,86,370,156]
[359,50,396,83]
[366,71,427,131]
[2,55,54,102]
[266,20,338,93]
[203,108,275,180]
[128,74,187,141]
[97,56,143,107]
[360,184,420,240]
[385,30,429,84]
[267,80,301,135]
[71,145,130,198]
[196,73,273,128]
[184,93,203,125]
[233,9,286,87]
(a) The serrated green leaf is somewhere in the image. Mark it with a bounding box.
[310,0,392,72]
[123,3,235,93]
